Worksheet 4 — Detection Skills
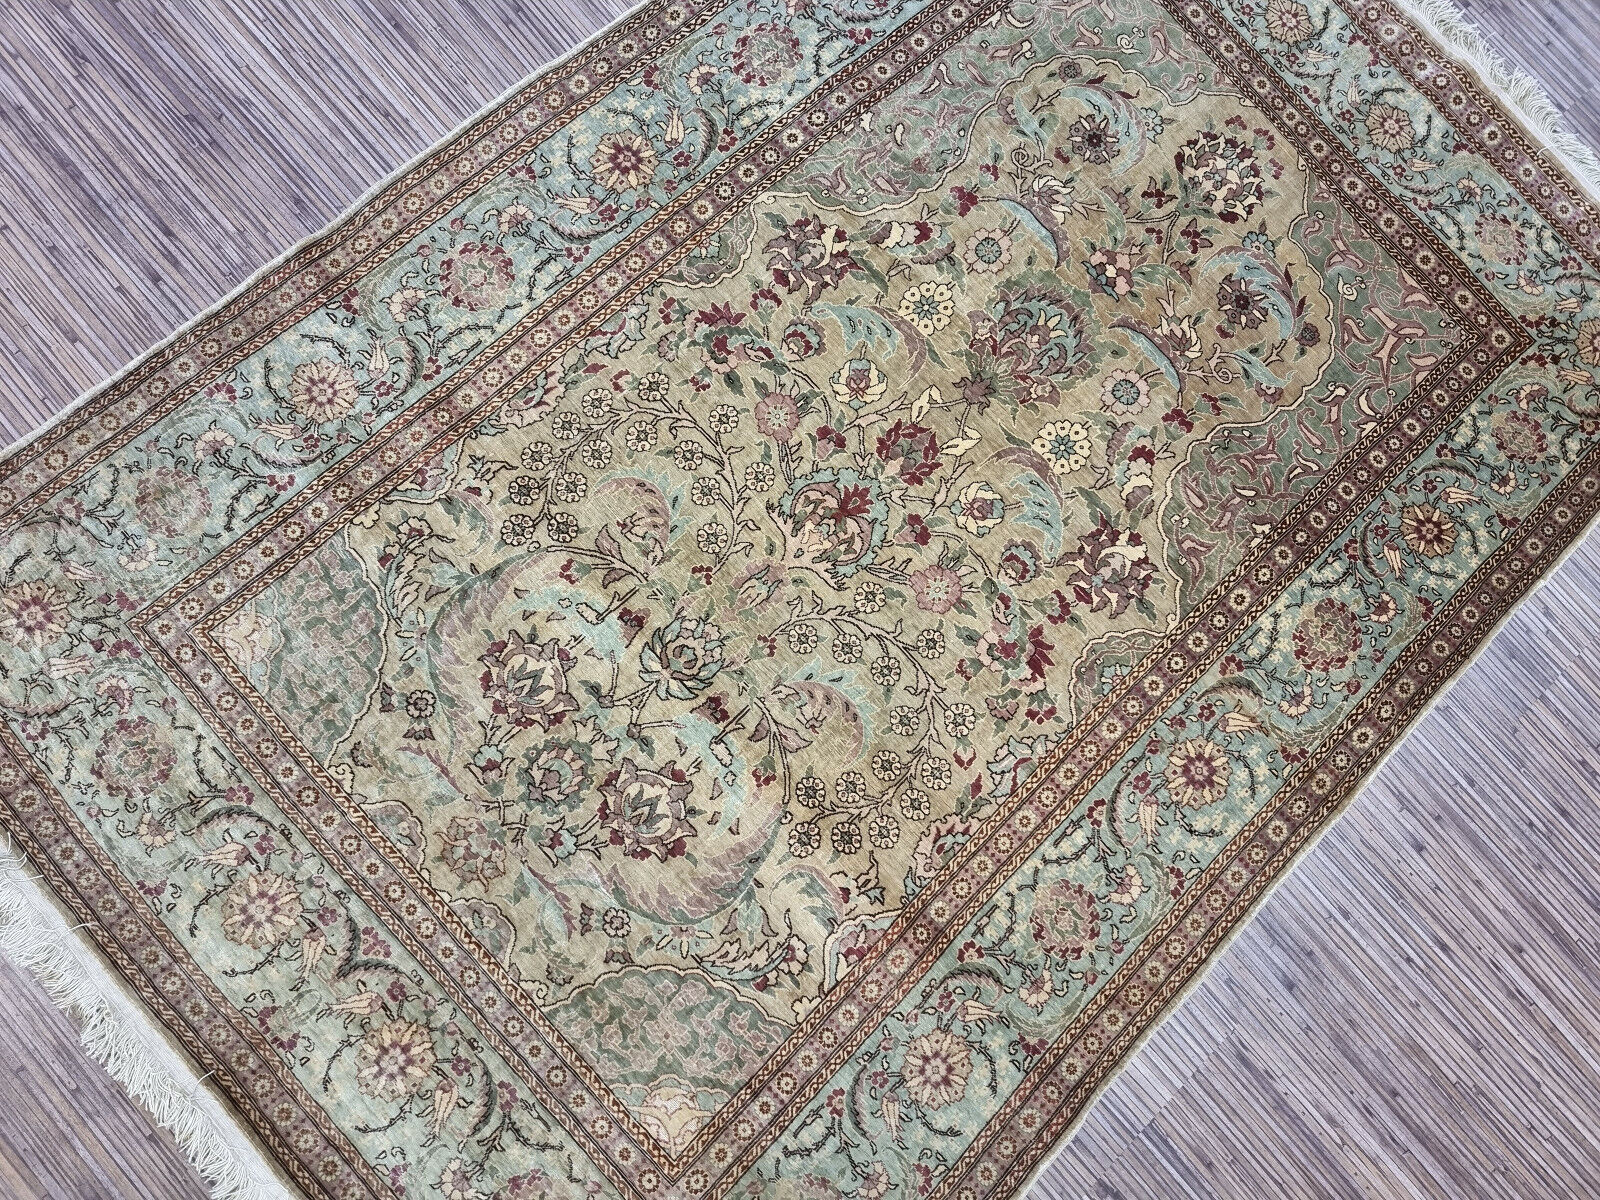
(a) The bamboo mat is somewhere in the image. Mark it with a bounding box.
[1,2,1597,1196]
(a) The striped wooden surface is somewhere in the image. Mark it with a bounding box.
[1,2,1598,1198]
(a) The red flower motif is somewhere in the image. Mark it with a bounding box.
[875,420,942,485]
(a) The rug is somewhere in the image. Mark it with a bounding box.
[3,0,1599,1197]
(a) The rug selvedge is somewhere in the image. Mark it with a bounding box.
[3,1,1600,1198]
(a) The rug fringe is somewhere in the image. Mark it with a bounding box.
[0,842,294,1199]
[1390,0,1600,202]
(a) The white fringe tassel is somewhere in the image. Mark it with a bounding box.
[0,842,293,1200]
[1,5,1598,1200]
[1392,0,1600,201]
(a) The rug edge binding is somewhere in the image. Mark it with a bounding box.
[0,840,299,1199]
[1017,477,1599,1199]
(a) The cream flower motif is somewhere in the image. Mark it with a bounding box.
[685,62,717,94]
[385,285,427,324]
[500,514,536,546]
[858,1162,893,1200]
[830,358,887,410]
[1032,420,1093,474]
[1263,0,1314,42]
[918,756,952,790]
[836,771,868,804]
[435,1158,479,1200]
[218,604,276,669]
[355,1019,437,1102]
[832,818,864,855]
[590,131,658,192]
[854,581,886,614]
[1019,970,1054,1012]
[901,1028,974,1109]
[795,774,826,807]
[0,580,70,650]
[497,200,535,234]
[674,440,705,471]
[889,706,921,736]
[951,481,1004,535]
[625,420,658,451]
[1365,101,1416,154]
[636,370,671,403]
[194,425,236,457]
[962,229,1012,273]
[897,281,955,335]
[136,811,176,849]
[220,871,304,949]
[1157,310,1205,362]
[788,821,821,858]
[899,787,930,819]
[546,512,578,543]
[635,1082,711,1156]
[1100,369,1152,416]
[871,750,903,782]
[1164,738,1232,808]
[696,520,730,554]
[1032,174,1080,222]
[1575,318,1600,367]
[287,358,360,423]
[117,538,158,573]
[943,702,977,738]
[553,472,587,502]
[868,813,900,849]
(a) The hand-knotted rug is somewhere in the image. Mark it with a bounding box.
[4,1,1600,1197]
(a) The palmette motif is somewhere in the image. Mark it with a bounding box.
[2,1,1600,1198]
